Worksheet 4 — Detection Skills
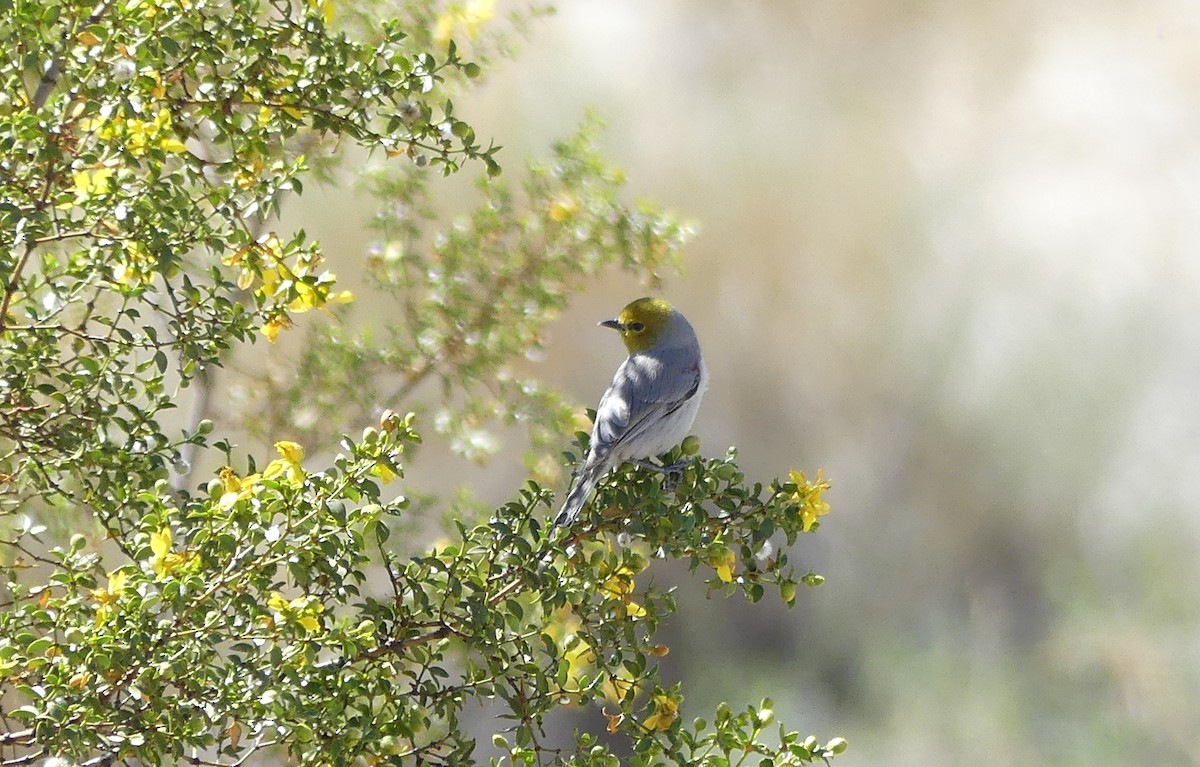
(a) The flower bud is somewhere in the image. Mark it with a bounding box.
[379,409,400,433]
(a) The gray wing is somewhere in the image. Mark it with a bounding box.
[592,352,701,453]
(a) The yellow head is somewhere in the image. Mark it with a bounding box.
[600,297,677,354]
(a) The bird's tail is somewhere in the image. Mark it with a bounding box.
[554,450,611,527]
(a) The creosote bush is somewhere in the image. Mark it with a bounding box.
[0,1,842,765]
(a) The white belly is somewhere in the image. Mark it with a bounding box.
[616,360,708,460]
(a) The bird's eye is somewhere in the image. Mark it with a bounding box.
[627,322,645,332]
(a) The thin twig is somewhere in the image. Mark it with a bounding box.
[0,729,33,746]
[1,750,44,767]
[171,354,213,494]
[354,624,454,662]
[80,751,118,767]
[0,242,36,335]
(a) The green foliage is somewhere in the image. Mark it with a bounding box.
[1,426,835,766]
[1,0,492,519]
[0,1,841,765]
[248,117,696,466]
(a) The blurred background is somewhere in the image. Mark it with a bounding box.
[281,1,1200,764]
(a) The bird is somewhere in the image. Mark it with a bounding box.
[554,297,708,528]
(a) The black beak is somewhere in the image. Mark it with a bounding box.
[599,319,622,330]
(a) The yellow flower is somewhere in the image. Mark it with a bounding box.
[219,466,256,494]
[546,611,594,688]
[286,278,352,313]
[236,157,266,189]
[600,566,647,619]
[149,526,196,579]
[709,547,736,583]
[258,264,288,298]
[228,234,353,320]
[126,0,160,18]
[151,108,188,152]
[127,0,192,20]
[123,109,187,155]
[91,569,128,626]
[151,526,171,556]
[371,460,399,484]
[149,70,166,99]
[114,241,155,287]
[288,281,319,312]
[260,314,291,343]
[268,591,324,633]
[262,441,305,485]
[307,0,335,23]
[222,244,260,289]
[274,440,304,463]
[548,194,579,222]
[237,268,256,290]
[231,234,289,296]
[562,636,594,685]
[601,671,637,705]
[158,134,188,154]
[433,0,495,46]
[789,469,831,532]
[80,115,119,140]
[600,567,635,600]
[91,570,127,605]
[72,165,116,200]
[218,466,262,508]
[643,692,679,731]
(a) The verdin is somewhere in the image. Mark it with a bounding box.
[555,297,708,527]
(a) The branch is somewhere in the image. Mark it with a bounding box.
[0,729,33,746]
[0,242,35,334]
[1,749,43,767]
[31,0,118,111]
[30,58,64,112]
[171,346,214,495]
[353,624,455,663]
